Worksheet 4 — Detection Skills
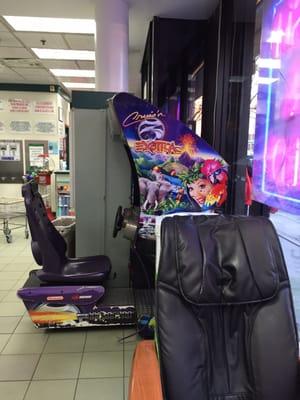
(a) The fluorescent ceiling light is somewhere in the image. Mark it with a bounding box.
[4,16,95,34]
[50,69,95,77]
[257,77,279,85]
[32,48,95,60]
[267,30,285,44]
[256,58,281,69]
[62,82,95,89]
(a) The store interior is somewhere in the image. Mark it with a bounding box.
[0,0,299,399]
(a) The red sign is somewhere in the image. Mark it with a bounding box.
[34,101,55,114]
[9,99,30,112]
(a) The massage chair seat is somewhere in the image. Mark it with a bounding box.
[129,215,299,400]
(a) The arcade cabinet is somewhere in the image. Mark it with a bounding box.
[108,92,228,296]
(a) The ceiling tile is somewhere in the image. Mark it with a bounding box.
[0,21,9,32]
[14,32,68,49]
[0,32,22,47]
[41,60,78,69]
[25,77,56,84]
[64,34,94,50]
[3,58,42,68]
[0,47,32,58]
[58,76,94,83]
[12,67,52,78]
[0,70,26,82]
[76,60,94,69]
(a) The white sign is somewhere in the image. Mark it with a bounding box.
[0,141,21,161]
[35,121,56,134]
[0,100,6,112]
[10,120,31,133]
[58,122,64,136]
[29,145,44,167]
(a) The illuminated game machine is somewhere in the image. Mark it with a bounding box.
[109,93,228,291]
[252,0,300,215]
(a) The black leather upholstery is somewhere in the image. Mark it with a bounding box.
[22,182,111,284]
[156,215,299,400]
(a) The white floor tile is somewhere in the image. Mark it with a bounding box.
[25,380,76,400]
[33,353,82,380]
[75,378,123,400]
[0,381,29,400]
[0,316,21,333]
[3,333,48,354]
[80,351,123,378]
[44,331,86,353]
[85,329,124,352]
[0,333,11,352]
[0,354,39,380]
[0,302,25,317]
[0,280,18,291]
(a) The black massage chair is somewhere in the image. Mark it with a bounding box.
[128,215,299,400]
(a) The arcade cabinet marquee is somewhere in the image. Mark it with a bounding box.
[111,92,229,238]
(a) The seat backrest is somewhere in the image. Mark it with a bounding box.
[157,215,299,400]
[22,182,67,274]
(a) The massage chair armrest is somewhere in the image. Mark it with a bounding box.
[128,340,163,400]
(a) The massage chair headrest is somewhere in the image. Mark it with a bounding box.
[159,215,285,305]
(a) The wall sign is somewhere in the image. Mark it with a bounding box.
[28,144,45,167]
[0,100,6,112]
[35,121,56,134]
[9,98,30,113]
[49,141,58,155]
[10,120,31,133]
[34,100,55,114]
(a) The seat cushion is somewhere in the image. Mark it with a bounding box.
[35,255,111,284]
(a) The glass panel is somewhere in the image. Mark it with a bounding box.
[252,0,300,333]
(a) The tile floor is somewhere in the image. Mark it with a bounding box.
[0,224,138,400]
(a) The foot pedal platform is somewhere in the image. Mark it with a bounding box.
[18,274,136,329]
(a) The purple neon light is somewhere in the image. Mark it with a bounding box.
[253,0,300,214]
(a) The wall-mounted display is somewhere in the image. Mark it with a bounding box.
[9,98,30,113]
[0,139,23,183]
[253,0,300,214]
[0,141,21,161]
[10,120,31,133]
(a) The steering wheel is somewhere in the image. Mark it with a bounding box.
[113,206,124,238]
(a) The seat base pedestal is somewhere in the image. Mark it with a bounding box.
[18,272,136,329]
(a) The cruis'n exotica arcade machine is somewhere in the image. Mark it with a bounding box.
[109,92,228,291]
[17,92,228,331]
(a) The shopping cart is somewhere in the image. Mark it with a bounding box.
[0,197,29,243]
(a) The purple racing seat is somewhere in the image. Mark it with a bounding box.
[22,181,111,284]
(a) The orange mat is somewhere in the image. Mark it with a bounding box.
[128,340,163,400]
